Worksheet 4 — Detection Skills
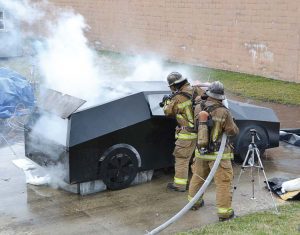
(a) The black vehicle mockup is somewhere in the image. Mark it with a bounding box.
[25,82,280,190]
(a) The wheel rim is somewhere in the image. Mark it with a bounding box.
[107,153,135,183]
[100,147,139,190]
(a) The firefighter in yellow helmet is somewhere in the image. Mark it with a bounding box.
[163,72,205,192]
[188,81,239,221]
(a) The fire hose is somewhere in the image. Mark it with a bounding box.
[146,133,227,235]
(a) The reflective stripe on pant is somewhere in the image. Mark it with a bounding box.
[176,132,197,140]
[173,138,196,189]
[195,148,234,160]
[174,177,187,185]
[188,158,234,218]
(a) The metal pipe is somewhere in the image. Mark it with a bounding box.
[146,133,227,235]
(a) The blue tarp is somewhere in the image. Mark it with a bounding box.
[0,68,35,118]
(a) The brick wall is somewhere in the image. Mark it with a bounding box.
[50,0,300,82]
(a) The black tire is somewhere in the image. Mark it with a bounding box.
[100,147,139,190]
[235,126,268,162]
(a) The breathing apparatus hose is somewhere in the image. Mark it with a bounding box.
[146,133,228,235]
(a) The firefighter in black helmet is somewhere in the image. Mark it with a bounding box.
[162,72,205,192]
[167,72,187,87]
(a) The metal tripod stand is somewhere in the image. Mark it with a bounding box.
[234,129,278,213]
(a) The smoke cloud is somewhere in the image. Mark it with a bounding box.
[1,0,196,189]
[1,0,194,105]
[1,0,105,105]
[32,113,68,146]
[125,58,166,81]
[37,12,102,104]
[0,0,44,24]
[124,56,195,84]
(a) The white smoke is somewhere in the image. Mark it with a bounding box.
[37,12,102,104]
[1,0,200,190]
[0,0,107,105]
[0,0,101,187]
[32,114,68,146]
[125,58,166,81]
[1,0,196,104]
[0,0,44,24]
[125,56,195,84]
[13,158,69,189]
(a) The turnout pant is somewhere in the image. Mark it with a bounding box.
[172,139,197,190]
[188,158,234,218]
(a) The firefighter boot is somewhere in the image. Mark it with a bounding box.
[167,182,186,192]
[219,212,236,222]
[191,199,204,211]
[188,195,204,211]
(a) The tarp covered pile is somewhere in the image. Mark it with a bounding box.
[268,177,300,200]
[0,68,34,118]
[280,129,300,147]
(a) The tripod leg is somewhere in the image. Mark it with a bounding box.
[234,148,251,191]
[250,161,255,200]
[242,147,252,168]
[253,148,262,187]
[254,148,262,187]
[255,148,279,213]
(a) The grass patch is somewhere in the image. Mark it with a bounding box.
[178,202,300,235]
[169,62,300,106]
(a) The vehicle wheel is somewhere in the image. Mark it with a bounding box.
[235,126,268,162]
[100,147,139,190]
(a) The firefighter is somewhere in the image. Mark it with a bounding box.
[163,72,204,192]
[188,81,239,221]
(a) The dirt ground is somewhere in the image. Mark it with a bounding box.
[0,137,299,235]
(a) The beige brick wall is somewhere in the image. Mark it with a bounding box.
[50,0,300,82]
